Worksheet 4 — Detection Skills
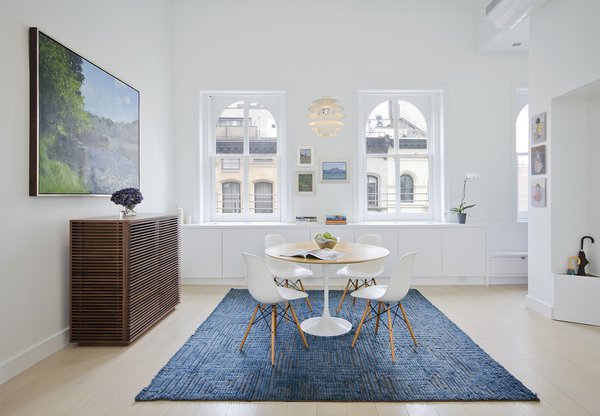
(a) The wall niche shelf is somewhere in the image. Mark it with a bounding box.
[551,77,600,327]
[554,274,600,326]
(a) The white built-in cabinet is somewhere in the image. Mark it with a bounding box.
[442,228,486,277]
[222,229,265,278]
[181,223,501,284]
[181,228,222,278]
[398,228,442,277]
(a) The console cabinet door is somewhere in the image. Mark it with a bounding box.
[398,228,442,277]
[222,228,266,278]
[181,228,222,278]
[442,227,486,277]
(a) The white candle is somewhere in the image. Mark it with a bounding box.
[175,207,184,224]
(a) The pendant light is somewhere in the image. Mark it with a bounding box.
[307,96,345,137]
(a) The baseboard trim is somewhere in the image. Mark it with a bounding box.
[0,328,70,385]
[525,294,553,318]
[182,278,246,286]
[411,276,486,285]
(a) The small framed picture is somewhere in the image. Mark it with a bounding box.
[531,145,546,175]
[531,178,546,207]
[531,112,546,144]
[296,171,315,195]
[297,146,314,168]
[320,159,350,183]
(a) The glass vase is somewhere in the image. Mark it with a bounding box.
[120,206,137,218]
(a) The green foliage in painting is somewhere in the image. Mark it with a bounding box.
[298,173,313,192]
[38,33,90,193]
[38,33,90,136]
[39,132,87,193]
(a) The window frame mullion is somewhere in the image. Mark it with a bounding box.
[242,102,250,215]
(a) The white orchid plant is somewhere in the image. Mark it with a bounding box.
[451,172,481,214]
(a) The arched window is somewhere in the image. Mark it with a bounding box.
[400,174,414,202]
[205,93,283,221]
[361,91,440,219]
[367,175,379,208]
[222,181,241,213]
[514,87,529,220]
[254,181,273,213]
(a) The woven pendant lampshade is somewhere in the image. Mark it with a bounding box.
[307,96,345,137]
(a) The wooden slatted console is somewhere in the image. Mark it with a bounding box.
[70,214,180,345]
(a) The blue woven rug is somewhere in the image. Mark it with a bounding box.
[136,289,538,402]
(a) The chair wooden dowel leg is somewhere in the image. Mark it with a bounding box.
[337,279,352,313]
[289,303,309,349]
[387,305,395,362]
[240,304,260,351]
[351,300,371,348]
[271,304,276,365]
[298,280,312,311]
[351,280,360,306]
[280,302,288,329]
[399,303,417,347]
[375,302,382,334]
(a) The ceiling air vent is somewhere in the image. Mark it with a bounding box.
[485,0,547,30]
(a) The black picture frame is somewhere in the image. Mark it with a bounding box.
[29,27,140,196]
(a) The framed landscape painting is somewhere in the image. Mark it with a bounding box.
[296,171,315,195]
[29,28,140,196]
[297,146,314,168]
[320,159,350,183]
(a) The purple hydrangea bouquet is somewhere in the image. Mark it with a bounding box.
[111,187,143,217]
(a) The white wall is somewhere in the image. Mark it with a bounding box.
[588,96,600,275]
[527,0,600,313]
[551,95,589,275]
[171,0,528,225]
[0,0,173,383]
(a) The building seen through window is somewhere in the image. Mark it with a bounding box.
[210,98,281,219]
[364,97,432,216]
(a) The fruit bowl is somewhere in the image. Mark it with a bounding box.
[314,233,339,249]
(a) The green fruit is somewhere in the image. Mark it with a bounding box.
[323,232,332,239]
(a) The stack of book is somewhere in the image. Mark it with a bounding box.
[325,214,347,225]
[296,216,318,223]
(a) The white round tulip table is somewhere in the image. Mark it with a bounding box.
[265,241,389,337]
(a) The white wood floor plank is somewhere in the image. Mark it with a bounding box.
[345,402,378,416]
[375,402,409,416]
[287,402,317,416]
[256,402,288,416]
[316,402,347,416]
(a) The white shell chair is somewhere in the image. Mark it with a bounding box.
[240,253,309,365]
[265,234,314,311]
[350,251,418,362]
[336,234,385,313]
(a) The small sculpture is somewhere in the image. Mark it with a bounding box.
[567,256,580,275]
